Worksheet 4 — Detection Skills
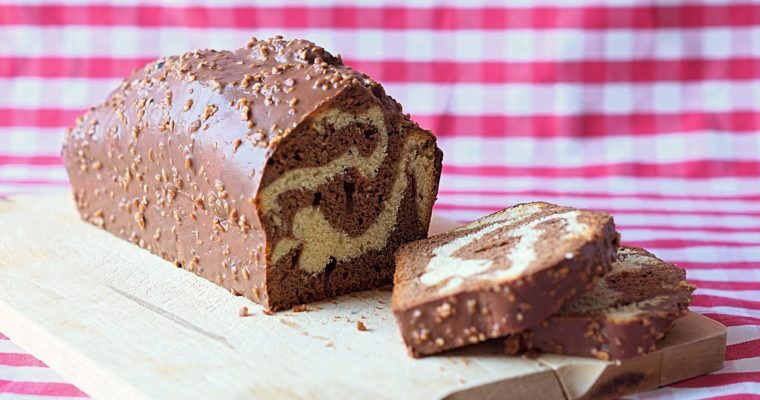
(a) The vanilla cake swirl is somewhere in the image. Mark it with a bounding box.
[63,36,443,311]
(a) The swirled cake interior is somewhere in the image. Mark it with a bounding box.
[260,92,442,309]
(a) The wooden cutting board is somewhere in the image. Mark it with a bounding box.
[0,196,726,400]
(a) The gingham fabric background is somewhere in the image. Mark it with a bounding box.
[2,1,760,399]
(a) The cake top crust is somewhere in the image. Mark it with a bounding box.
[69,35,401,147]
[64,36,412,199]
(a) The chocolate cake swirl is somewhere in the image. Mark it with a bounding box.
[62,36,443,311]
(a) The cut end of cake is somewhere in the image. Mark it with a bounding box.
[257,85,443,310]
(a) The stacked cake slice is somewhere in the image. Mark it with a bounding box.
[392,202,694,360]
[505,246,695,360]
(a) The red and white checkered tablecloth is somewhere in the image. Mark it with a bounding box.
[1,1,760,398]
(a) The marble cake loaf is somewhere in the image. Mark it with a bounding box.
[62,36,443,311]
[505,246,695,360]
[392,202,620,357]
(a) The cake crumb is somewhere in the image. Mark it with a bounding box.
[238,306,249,317]
[356,321,368,331]
[292,304,309,313]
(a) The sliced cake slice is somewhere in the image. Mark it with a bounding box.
[392,202,620,357]
[505,246,695,360]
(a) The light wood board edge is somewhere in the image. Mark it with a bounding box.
[443,369,566,400]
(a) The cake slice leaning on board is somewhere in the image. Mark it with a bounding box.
[505,246,696,360]
[62,36,443,311]
[392,202,620,357]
